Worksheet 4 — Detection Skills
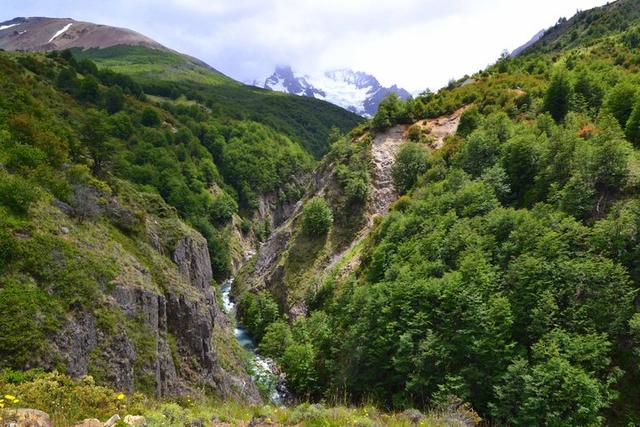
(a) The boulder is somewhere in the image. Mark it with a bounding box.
[123,415,146,426]
[5,409,51,427]
[103,414,121,427]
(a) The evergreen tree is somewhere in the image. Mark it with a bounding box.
[543,70,572,122]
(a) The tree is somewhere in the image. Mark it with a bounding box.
[543,70,572,122]
[209,192,238,224]
[141,107,161,127]
[78,75,101,104]
[105,86,124,114]
[457,107,483,137]
[605,82,637,128]
[81,109,112,175]
[372,93,402,131]
[55,68,79,94]
[302,197,333,236]
[625,99,640,145]
[573,70,604,113]
[258,321,293,359]
[392,142,430,194]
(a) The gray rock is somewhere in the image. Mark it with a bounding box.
[8,409,52,427]
[172,234,213,291]
[123,415,146,426]
[103,414,120,427]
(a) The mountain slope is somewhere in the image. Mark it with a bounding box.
[0,17,165,52]
[263,65,412,117]
[228,1,640,424]
[0,17,363,158]
[522,0,640,54]
[0,51,262,401]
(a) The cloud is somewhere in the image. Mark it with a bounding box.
[3,0,610,91]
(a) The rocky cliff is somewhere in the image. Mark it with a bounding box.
[37,185,260,402]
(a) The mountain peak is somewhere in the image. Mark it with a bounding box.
[263,65,411,117]
[0,17,167,52]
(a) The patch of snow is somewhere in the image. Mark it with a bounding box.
[48,23,72,43]
[0,23,19,31]
[305,72,372,115]
[267,78,287,94]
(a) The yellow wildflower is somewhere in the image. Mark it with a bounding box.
[13,399,19,404]
[116,393,126,400]
[3,394,15,401]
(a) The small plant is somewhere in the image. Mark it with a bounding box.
[301,197,333,237]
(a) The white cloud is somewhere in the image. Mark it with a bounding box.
[3,0,610,91]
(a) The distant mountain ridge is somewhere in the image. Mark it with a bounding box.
[511,29,546,57]
[0,17,166,52]
[262,65,412,117]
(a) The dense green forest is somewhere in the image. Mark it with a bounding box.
[5,0,640,425]
[235,2,640,425]
[71,45,363,158]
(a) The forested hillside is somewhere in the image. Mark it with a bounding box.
[231,2,640,425]
[5,1,640,425]
[0,41,363,404]
[71,45,363,157]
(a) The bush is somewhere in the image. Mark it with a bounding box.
[543,70,572,122]
[457,108,483,137]
[258,320,293,359]
[301,197,333,236]
[0,277,60,367]
[0,173,40,215]
[239,291,280,342]
[209,192,238,224]
[392,142,430,194]
[372,93,403,131]
[141,107,161,127]
[105,86,124,114]
[605,82,638,128]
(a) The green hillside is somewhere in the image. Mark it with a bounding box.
[72,45,363,158]
[228,1,640,425]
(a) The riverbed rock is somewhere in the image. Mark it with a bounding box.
[5,409,51,427]
[104,414,120,427]
[123,415,146,426]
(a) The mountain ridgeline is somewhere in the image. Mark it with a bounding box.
[262,65,412,117]
[2,1,640,425]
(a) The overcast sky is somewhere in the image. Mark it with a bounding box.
[3,0,610,92]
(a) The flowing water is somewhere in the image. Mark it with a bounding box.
[221,279,290,405]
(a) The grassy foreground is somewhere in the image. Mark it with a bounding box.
[0,371,479,426]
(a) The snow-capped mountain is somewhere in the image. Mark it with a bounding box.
[262,66,411,117]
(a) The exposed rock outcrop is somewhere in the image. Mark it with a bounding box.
[46,195,260,402]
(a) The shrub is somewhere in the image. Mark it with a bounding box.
[105,86,124,114]
[457,107,483,137]
[209,192,238,224]
[301,197,333,236]
[0,173,40,215]
[0,277,60,368]
[239,291,280,342]
[543,70,572,122]
[605,82,638,128]
[392,142,430,194]
[141,107,161,127]
[626,99,640,145]
[258,320,293,359]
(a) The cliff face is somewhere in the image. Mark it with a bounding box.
[40,189,260,402]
